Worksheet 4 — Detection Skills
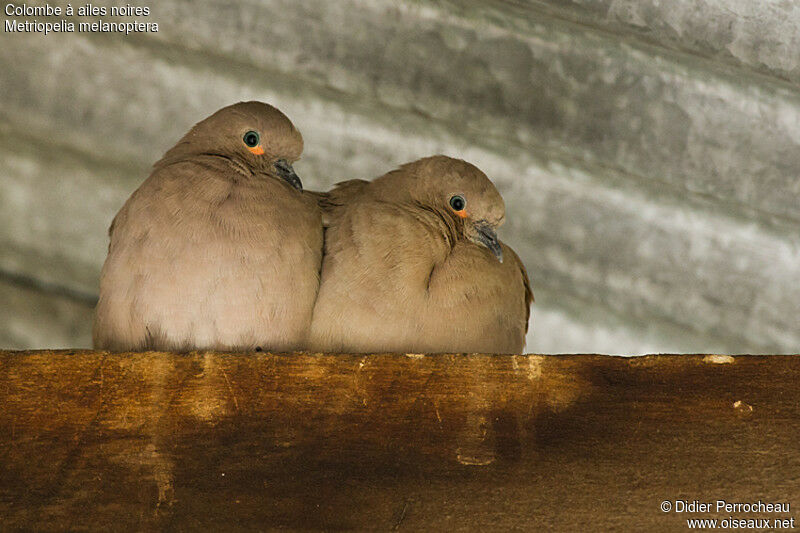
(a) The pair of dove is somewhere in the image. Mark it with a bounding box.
[94,102,532,354]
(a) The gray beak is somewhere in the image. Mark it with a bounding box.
[274,159,303,191]
[474,222,503,263]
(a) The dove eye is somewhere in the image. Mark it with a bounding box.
[243,131,260,148]
[449,195,466,212]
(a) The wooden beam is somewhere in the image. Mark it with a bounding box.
[1,351,798,530]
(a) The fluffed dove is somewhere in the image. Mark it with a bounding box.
[94,101,322,352]
[309,155,532,354]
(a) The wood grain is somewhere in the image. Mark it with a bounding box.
[1,351,798,531]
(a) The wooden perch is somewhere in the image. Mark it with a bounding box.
[1,351,798,531]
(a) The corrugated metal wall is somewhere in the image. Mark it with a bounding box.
[2,0,799,354]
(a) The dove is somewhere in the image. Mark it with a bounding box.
[308,155,532,354]
[93,101,322,352]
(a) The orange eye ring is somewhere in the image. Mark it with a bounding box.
[243,130,263,155]
[449,195,467,217]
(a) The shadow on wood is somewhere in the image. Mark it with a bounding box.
[1,351,798,531]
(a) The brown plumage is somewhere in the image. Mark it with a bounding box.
[94,101,323,351]
[309,155,532,354]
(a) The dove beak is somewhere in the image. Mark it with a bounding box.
[274,159,303,191]
[473,222,503,263]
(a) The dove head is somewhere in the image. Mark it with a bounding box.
[160,101,305,190]
[376,155,507,262]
